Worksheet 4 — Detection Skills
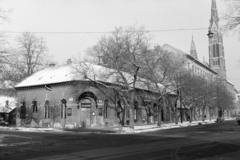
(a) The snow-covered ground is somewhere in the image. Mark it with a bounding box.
[0,126,64,132]
[0,118,234,134]
[118,120,217,134]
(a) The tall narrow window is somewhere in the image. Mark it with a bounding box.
[213,44,216,57]
[104,99,109,118]
[61,104,63,118]
[216,44,219,57]
[20,102,26,119]
[45,100,50,119]
[32,100,38,112]
[61,99,67,119]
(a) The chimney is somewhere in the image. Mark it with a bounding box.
[49,63,56,67]
[67,58,72,65]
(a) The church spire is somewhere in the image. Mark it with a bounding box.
[210,0,219,27]
[190,35,198,60]
[208,0,226,81]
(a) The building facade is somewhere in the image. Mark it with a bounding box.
[162,43,218,81]
[15,63,176,128]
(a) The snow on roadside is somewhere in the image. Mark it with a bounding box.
[0,126,64,132]
[0,119,233,134]
[118,119,217,134]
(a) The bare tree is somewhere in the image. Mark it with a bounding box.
[0,8,11,84]
[221,1,240,64]
[214,83,237,118]
[140,45,187,126]
[0,8,10,22]
[222,0,240,39]
[86,26,150,128]
[72,60,136,127]
[0,32,51,87]
[16,32,49,76]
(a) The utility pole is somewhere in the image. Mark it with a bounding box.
[180,84,183,123]
[177,73,183,123]
[179,73,183,123]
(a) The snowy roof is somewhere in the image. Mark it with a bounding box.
[15,65,76,88]
[15,62,172,94]
[0,96,16,113]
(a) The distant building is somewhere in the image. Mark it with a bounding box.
[0,89,17,125]
[208,0,226,81]
[162,43,218,81]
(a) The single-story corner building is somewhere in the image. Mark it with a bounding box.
[14,62,177,128]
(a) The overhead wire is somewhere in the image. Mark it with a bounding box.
[0,28,208,34]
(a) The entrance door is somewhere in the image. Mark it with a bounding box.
[81,98,92,126]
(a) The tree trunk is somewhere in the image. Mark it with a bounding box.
[193,108,197,121]
[175,108,178,124]
[173,106,178,124]
[157,97,165,126]
[157,105,162,126]
[146,113,149,124]
[202,106,206,122]
[145,106,150,124]
[121,107,125,126]
[129,92,135,129]
[189,108,192,123]
[209,108,212,121]
[198,108,201,121]
[129,108,134,128]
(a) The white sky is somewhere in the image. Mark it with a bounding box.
[1,0,240,90]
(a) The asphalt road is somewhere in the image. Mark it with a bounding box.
[1,120,240,160]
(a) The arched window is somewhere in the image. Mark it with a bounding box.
[213,44,216,57]
[104,99,109,118]
[216,44,220,57]
[45,100,50,119]
[81,98,91,108]
[20,102,26,119]
[61,99,67,119]
[32,100,38,112]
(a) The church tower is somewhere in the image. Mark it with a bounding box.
[208,0,226,80]
[190,35,198,60]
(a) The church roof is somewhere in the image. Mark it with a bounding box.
[210,0,219,27]
[190,36,198,60]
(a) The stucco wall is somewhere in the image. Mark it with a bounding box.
[16,83,118,127]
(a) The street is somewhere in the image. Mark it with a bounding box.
[1,120,240,160]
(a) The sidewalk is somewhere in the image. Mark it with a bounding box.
[0,118,234,134]
[117,119,218,134]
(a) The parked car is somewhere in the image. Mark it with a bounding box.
[236,114,240,125]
